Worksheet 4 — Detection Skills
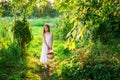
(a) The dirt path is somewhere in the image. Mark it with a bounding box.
[39,61,57,80]
[24,56,58,80]
[26,56,59,80]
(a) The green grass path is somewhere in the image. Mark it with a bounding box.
[26,26,62,80]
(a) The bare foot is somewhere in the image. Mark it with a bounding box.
[44,64,48,68]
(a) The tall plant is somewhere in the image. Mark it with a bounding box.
[2,0,47,56]
[55,0,120,49]
[13,16,32,56]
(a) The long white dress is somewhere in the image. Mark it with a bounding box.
[40,32,52,63]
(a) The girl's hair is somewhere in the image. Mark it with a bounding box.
[43,24,50,35]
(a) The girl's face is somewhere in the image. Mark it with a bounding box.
[44,26,49,32]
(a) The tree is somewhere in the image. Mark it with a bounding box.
[54,0,120,49]
[0,0,48,56]
[13,16,32,56]
[32,1,59,17]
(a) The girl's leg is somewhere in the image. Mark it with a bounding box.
[44,63,48,68]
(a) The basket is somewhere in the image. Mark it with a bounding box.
[47,50,54,59]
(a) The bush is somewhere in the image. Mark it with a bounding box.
[0,42,22,61]
[58,41,120,80]
[13,17,32,55]
[60,56,120,80]
[55,15,73,40]
[54,41,73,61]
[55,0,120,47]
[0,42,26,80]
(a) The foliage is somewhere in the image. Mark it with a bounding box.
[1,0,35,17]
[58,42,120,80]
[0,18,13,45]
[54,1,120,79]
[0,1,12,16]
[29,17,58,26]
[0,3,3,16]
[55,0,120,48]
[55,14,73,40]
[54,40,73,61]
[0,42,22,80]
[61,60,120,80]
[27,27,43,57]
[0,42,22,61]
[31,1,59,18]
[0,23,67,80]
[0,42,43,80]
[7,0,45,17]
[1,0,58,18]
[13,17,32,54]
[1,16,120,80]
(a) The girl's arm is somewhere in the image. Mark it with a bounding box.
[43,35,49,49]
[51,33,53,49]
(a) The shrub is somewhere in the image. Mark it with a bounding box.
[55,15,73,40]
[60,56,120,80]
[55,0,120,48]
[58,41,120,80]
[0,42,25,80]
[13,17,32,55]
[54,41,73,61]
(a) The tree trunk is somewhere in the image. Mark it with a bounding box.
[22,41,26,57]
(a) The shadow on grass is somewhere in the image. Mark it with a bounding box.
[38,61,60,80]
[0,43,28,80]
[0,44,58,80]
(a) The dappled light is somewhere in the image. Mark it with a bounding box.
[0,0,120,80]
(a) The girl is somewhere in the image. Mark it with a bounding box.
[40,24,53,68]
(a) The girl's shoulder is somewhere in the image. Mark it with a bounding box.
[45,32,52,36]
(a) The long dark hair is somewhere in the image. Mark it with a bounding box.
[43,24,50,36]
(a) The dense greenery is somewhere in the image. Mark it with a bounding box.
[54,0,120,80]
[13,17,32,55]
[0,18,62,80]
[55,0,120,45]
[1,0,58,18]
[31,1,59,17]
[1,0,38,17]
[59,42,120,80]
[0,0,120,80]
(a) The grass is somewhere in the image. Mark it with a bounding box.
[1,17,120,80]
[27,27,43,57]
[25,26,72,80]
[0,17,73,80]
[29,17,58,27]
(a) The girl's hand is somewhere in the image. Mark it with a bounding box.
[48,47,52,50]
[48,46,53,50]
